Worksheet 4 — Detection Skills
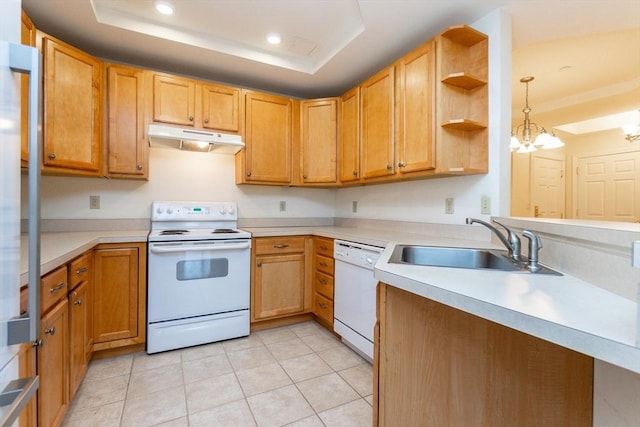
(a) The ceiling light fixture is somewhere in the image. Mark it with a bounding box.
[154,0,174,15]
[266,32,282,45]
[622,110,640,142]
[511,76,564,153]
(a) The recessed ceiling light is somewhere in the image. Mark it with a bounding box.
[267,32,282,45]
[154,0,174,15]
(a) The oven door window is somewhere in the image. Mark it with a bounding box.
[176,258,229,281]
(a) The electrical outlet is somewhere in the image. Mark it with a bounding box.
[481,196,491,215]
[352,201,358,213]
[279,200,286,212]
[89,195,100,210]
[445,198,454,214]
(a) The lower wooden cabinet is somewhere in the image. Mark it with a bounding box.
[68,280,90,398]
[251,236,312,322]
[17,340,37,427]
[375,283,594,426]
[38,298,69,427]
[92,243,146,351]
[312,237,335,330]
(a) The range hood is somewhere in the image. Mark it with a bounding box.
[147,124,244,154]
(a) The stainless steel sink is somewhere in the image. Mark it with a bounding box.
[389,245,562,275]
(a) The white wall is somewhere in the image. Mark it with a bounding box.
[24,148,336,220]
[335,9,512,224]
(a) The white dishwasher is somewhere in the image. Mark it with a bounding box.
[333,239,383,362]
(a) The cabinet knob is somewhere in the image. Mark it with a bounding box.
[74,300,82,306]
[44,327,56,336]
[352,170,358,176]
[303,175,307,180]
[247,172,252,177]
[204,118,209,124]
[32,339,43,348]
[48,153,56,160]
[256,262,262,267]
[188,115,194,121]
[398,161,406,168]
[137,164,143,171]
[386,164,393,170]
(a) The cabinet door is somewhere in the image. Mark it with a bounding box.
[106,65,147,178]
[18,341,36,427]
[38,299,69,427]
[243,91,292,183]
[301,98,337,184]
[201,83,242,132]
[360,66,395,179]
[396,40,436,174]
[338,87,360,183]
[153,73,196,126]
[253,253,305,320]
[42,35,102,173]
[20,11,36,167]
[93,246,140,343]
[69,281,89,399]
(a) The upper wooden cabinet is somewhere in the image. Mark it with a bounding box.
[300,98,338,185]
[106,64,147,179]
[360,66,395,180]
[338,87,360,183]
[395,39,436,175]
[20,11,35,167]
[236,90,293,185]
[151,72,243,133]
[41,33,103,175]
[435,25,488,174]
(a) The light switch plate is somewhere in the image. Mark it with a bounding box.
[481,196,491,215]
[445,198,454,214]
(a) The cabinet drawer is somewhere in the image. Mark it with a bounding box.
[314,292,333,325]
[41,265,68,314]
[68,252,91,289]
[315,254,334,275]
[255,237,305,255]
[315,237,333,257]
[314,271,334,299]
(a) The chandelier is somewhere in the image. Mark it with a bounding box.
[622,109,640,142]
[511,76,564,153]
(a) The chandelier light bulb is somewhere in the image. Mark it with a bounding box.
[154,0,174,15]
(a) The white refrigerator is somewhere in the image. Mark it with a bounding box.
[0,0,42,425]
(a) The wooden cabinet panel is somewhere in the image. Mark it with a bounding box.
[42,34,102,174]
[253,253,306,320]
[68,281,89,399]
[312,237,335,331]
[106,64,147,178]
[338,87,360,183]
[315,254,334,275]
[93,244,146,348]
[68,252,91,289]
[314,292,333,325]
[375,283,593,426]
[152,73,196,126]
[395,40,436,174]
[360,66,395,180]
[38,299,69,427]
[20,11,36,167]
[201,82,242,132]
[41,265,67,315]
[255,236,306,255]
[300,98,337,184]
[314,271,334,299]
[18,341,37,427]
[239,91,292,184]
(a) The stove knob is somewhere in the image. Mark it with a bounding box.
[167,207,173,214]
[156,207,164,214]
[227,206,235,214]
[220,208,227,215]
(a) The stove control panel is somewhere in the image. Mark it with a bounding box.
[152,201,238,221]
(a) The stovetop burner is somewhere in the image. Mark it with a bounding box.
[159,229,190,235]
[212,229,238,234]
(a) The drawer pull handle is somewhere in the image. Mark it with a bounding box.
[44,327,56,336]
[49,283,65,293]
[318,278,327,285]
[273,244,289,249]
[319,303,328,309]
[74,300,82,306]
[319,262,328,267]
[319,245,328,250]
[75,267,88,274]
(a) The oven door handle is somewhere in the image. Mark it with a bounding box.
[150,241,251,253]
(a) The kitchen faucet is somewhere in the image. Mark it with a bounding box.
[465,217,522,262]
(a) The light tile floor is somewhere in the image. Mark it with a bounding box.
[62,321,373,427]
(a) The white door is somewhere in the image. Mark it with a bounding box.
[576,151,640,222]
[531,155,565,218]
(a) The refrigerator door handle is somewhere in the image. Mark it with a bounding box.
[7,42,42,345]
[0,376,39,426]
